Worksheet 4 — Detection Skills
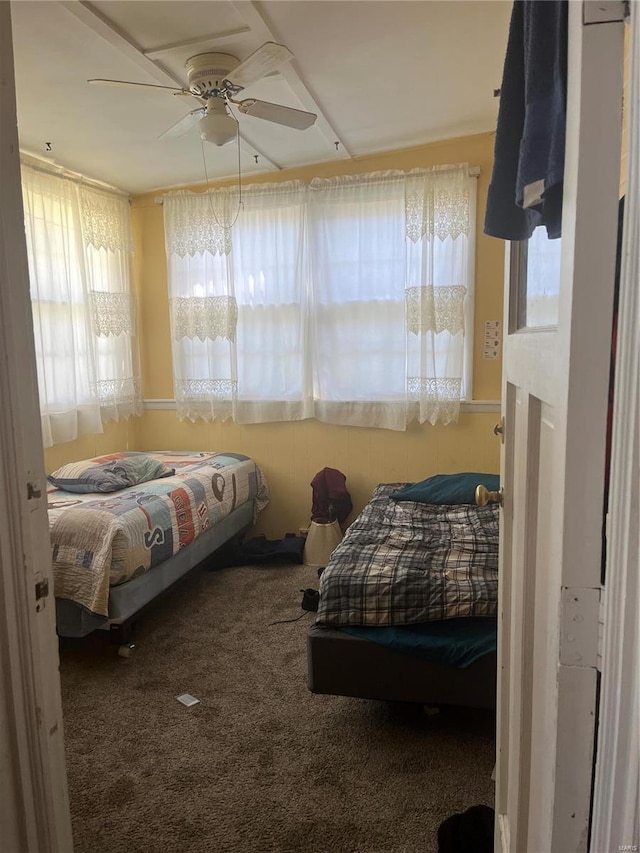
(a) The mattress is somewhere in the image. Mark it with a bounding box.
[55,500,254,638]
[316,483,499,627]
[48,451,268,617]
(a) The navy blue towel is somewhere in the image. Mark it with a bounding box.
[209,534,306,568]
[484,0,568,241]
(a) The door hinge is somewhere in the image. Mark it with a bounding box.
[597,587,606,670]
[35,578,49,611]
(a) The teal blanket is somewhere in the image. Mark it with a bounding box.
[342,617,497,669]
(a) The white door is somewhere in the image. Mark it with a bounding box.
[0,4,73,850]
[493,3,625,851]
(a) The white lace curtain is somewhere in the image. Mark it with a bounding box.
[405,167,475,424]
[164,165,474,430]
[21,165,141,447]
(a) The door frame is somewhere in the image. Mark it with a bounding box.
[590,4,640,848]
[0,1,637,851]
[0,4,73,850]
[494,2,626,851]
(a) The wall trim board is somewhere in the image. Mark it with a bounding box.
[142,398,502,414]
[150,164,482,204]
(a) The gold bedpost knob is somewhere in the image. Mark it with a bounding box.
[475,484,504,507]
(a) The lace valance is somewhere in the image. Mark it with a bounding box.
[406,165,471,243]
[164,192,233,257]
[80,187,133,253]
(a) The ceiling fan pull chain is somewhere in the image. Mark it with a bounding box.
[199,129,243,234]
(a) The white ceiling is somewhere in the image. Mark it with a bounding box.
[9,0,511,194]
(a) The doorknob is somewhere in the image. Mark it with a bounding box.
[475,484,504,507]
[493,418,505,442]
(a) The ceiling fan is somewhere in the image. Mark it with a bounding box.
[88,42,317,147]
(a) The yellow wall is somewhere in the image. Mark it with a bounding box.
[43,417,138,473]
[132,132,505,537]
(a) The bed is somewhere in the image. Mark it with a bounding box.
[48,451,269,647]
[307,482,499,709]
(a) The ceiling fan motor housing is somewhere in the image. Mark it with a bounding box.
[186,53,240,96]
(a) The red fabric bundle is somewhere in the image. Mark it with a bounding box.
[310,467,352,528]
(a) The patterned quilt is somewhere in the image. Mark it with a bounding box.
[47,451,269,617]
[316,483,499,627]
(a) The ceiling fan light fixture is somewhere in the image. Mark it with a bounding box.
[199,100,237,146]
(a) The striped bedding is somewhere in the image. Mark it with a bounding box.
[316,483,499,627]
[47,451,269,617]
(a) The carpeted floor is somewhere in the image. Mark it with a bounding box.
[59,561,495,853]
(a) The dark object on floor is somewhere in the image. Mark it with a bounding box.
[437,804,495,852]
[310,467,352,527]
[301,588,320,612]
[211,534,306,568]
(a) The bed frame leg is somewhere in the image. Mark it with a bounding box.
[110,622,137,658]
[109,620,134,646]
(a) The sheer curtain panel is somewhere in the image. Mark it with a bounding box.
[307,172,408,430]
[405,166,475,424]
[164,182,309,423]
[164,166,474,430]
[81,185,141,424]
[21,165,141,447]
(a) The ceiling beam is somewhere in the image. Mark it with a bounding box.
[231,1,352,160]
[143,27,252,59]
[57,1,280,172]
[60,1,182,88]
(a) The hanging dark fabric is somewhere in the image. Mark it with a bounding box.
[484,0,568,241]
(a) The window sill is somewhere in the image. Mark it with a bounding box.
[142,398,501,414]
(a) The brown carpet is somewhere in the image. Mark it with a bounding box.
[60,561,495,853]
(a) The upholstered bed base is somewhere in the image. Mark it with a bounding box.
[56,501,254,640]
[307,624,497,710]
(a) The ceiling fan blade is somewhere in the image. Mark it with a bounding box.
[225,42,293,89]
[235,98,316,130]
[158,108,205,140]
[88,78,192,96]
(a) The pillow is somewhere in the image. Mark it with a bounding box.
[390,472,500,505]
[48,453,175,494]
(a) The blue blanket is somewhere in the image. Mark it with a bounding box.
[342,617,497,669]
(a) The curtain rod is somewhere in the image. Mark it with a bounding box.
[152,165,482,205]
[20,153,130,200]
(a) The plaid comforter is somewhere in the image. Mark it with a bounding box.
[316,483,499,626]
[48,452,269,617]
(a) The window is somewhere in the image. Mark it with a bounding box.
[164,166,475,431]
[21,164,141,447]
[511,226,562,330]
